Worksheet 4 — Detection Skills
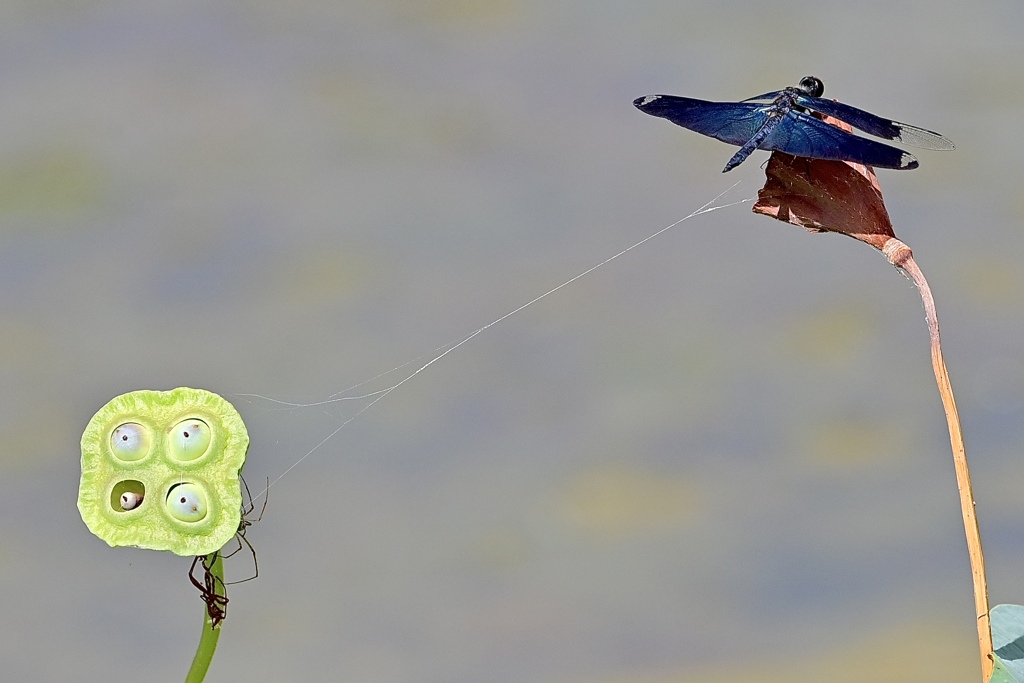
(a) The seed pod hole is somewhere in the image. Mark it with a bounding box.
[110,423,152,462]
[168,418,212,462]
[110,480,146,512]
[166,482,208,522]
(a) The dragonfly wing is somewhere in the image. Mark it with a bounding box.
[741,90,785,102]
[796,95,954,150]
[763,110,919,169]
[633,96,767,147]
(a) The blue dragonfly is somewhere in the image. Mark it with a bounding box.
[634,76,954,172]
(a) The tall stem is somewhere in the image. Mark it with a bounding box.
[884,239,992,681]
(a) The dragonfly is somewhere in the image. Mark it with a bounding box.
[633,76,954,172]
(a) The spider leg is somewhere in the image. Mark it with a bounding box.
[224,531,260,585]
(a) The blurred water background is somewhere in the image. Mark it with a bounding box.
[2,1,1024,681]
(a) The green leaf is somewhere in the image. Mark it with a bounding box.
[990,604,1024,683]
[78,388,249,556]
[991,656,1019,683]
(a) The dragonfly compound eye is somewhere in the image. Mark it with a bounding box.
[799,76,824,97]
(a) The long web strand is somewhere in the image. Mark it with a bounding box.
[251,182,750,499]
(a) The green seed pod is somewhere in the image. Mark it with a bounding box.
[78,388,249,556]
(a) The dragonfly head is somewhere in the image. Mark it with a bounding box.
[797,76,824,97]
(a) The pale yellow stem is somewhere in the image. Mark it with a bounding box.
[882,238,992,682]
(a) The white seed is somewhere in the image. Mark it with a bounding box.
[120,491,144,510]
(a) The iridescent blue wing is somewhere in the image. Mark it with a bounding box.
[794,95,955,150]
[764,109,919,169]
[633,95,769,147]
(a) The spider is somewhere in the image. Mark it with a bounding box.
[189,552,228,628]
[188,476,268,626]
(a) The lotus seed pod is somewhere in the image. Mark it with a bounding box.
[78,388,249,556]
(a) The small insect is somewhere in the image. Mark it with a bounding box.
[188,476,268,626]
